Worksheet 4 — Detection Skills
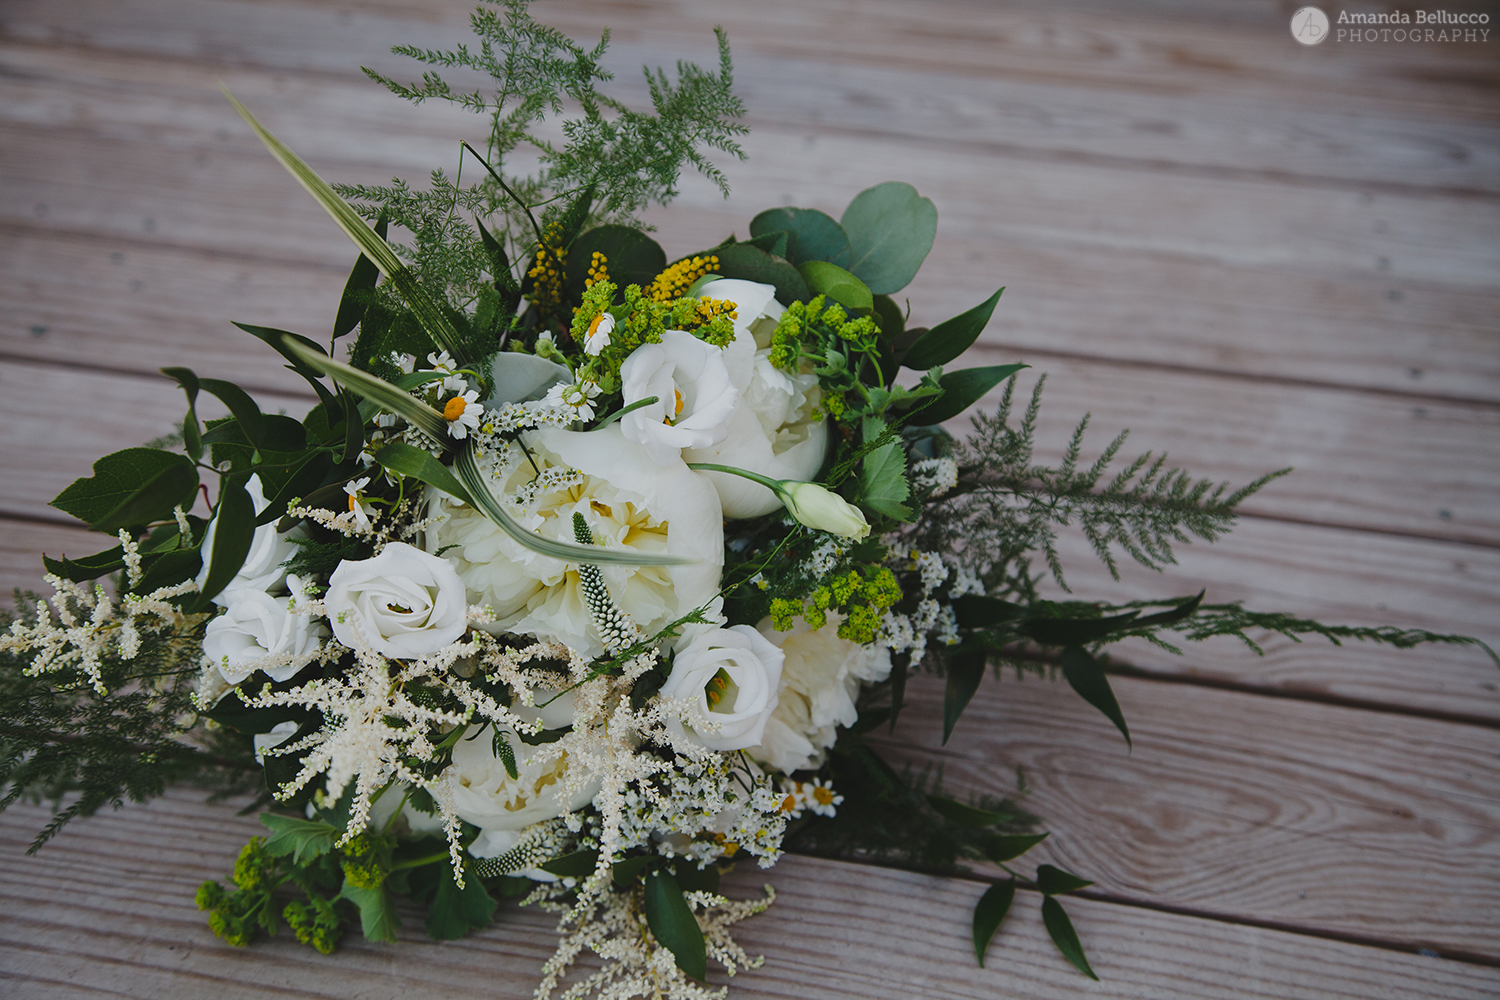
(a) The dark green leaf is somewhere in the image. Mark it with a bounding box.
[514,726,569,746]
[951,594,1027,628]
[42,545,126,583]
[887,653,909,733]
[972,878,1016,968]
[902,288,1004,370]
[643,870,706,980]
[199,377,265,451]
[162,366,204,462]
[738,229,788,260]
[1041,896,1098,979]
[671,858,721,894]
[333,212,386,339]
[131,546,202,594]
[338,882,400,943]
[255,452,334,526]
[942,647,987,745]
[50,448,200,533]
[872,294,905,341]
[840,181,938,295]
[194,478,254,607]
[1022,611,1141,646]
[260,813,339,865]
[926,794,1011,828]
[232,323,342,415]
[565,225,666,298]
[750,207,852,267]
[1131,591,1206,628]
[612,854,655,887]
[907,363,1028,425]
[1036,864,1094,896]
[372,441,474,506]
[797,260,873,313]
[341,389,365,465]
[857,425,912,521]
[983,833,1050,864]
[1059,646,1131,748]
[539,850,599,879]
[426,859,498,940]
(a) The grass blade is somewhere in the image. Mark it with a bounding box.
[283,337,448,444]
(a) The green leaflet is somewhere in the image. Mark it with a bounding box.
[1035,864,1094,895]
[942,646,987,744]
[426,860,497,941]
[840,181,937,295]
[1059,645,1131,748]
[338,882,400,944]
[796,260,873,313]
[925,794,1011,828]
[643,870,706,980]
[908,363,1028,425]
[971,878,1016,968]
[983,833,1050,864]
[453,442,691,567]
[857,418,912,521]
[259,814,339,866]
[222,87,470,366]
[902,288,1004,370]
[371,441,475,507]
[1041,896,1098,980]
[194,477,254,608]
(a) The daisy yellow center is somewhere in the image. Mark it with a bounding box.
[348,494,358,511]
[588,314,605,336]
[444,396,469,421]
[778,794,797,813]
[813,786,835,806]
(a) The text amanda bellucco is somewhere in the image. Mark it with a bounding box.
[1337,9,1490,43]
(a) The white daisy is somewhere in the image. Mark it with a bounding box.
[427,350,457,373]
[542,380,602,423]
[343,476,373,530]
[584,312,615,356]
[802,777,843,818]
[442,390,483,439]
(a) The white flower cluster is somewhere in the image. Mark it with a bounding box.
[614,756,789,869]
[911,456,959,497]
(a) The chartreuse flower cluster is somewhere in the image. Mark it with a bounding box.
[7,5,1482,1000]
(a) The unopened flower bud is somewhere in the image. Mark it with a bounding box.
[779,482,870,539]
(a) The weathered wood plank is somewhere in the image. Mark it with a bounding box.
[0,520,98,597]
[875,674,1500,959]
[1,788,1495,999]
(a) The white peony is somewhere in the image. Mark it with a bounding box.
[196,474,304,606]
[661,623,784,752]
[423,425,723,660]
[447,725,600,857]
[748,615,892,775]
[325,542,469,659]
[203,575,325,684]
[619,329,739,465]
[685,280,827,517]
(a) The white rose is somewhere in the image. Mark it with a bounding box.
[203,576,325,685]
[447,725,600,856]
[661,624,784,752]
[326,542,468,658]
[748,614,891,775]
[423,425,723,660]
[196,473,305,606]
[685,280,827,517]
[619,329,739,465]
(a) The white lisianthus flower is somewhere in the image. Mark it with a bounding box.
[619,329,739,465]
[685,279,828,517]
[584,312,614,356]
[661,623,784,752]
[447,725,600,857]
[203,575,325,685]
[325,542,468,658]
[781,482,870,539]
[196,474,304,606]
[748,614,892,775]
[423,425,723,660]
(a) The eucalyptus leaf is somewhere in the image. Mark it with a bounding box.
[907,363,1028,425]
[643,870,706,980]
[750,207,852,267]
[454,442,690,567]
[1059,646,1131,748]
[942,646,987,744]
[972,878,1016,968]
[1041,896,1098,980]
[709,242,809,304]
[840,181,937,295]
[902,288,1004,370]
[797,260,872,313]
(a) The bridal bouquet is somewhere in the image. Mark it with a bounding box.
[4,4,1488,997]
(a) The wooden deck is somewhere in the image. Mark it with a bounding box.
[1,1,1497,996]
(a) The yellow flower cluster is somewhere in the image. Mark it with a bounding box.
[647,253,719,302]
[584,250,609,289]
[526,225,566,316]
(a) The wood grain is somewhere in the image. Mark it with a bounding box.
[874,674,1500,959]
[2,789,1496,999]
